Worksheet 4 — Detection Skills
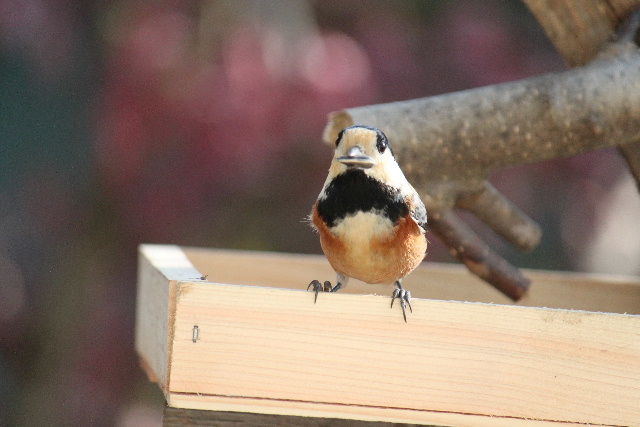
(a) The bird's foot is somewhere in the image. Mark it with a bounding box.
[391,283,412,322]
[307,280,342,303]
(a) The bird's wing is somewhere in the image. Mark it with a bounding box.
[409,192,428,231]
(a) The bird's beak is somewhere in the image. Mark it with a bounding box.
[337,146,375,169]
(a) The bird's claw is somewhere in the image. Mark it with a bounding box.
[391,287,412,322]
[307,280,333,303]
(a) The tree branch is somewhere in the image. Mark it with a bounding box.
[429,210,530,301]
[456,183,541,252]
[324,48,640,204]
[526,1,640,192]
[322,19,640,300]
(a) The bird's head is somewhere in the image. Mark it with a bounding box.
[328,125,406,188]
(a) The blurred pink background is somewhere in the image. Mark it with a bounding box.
[0,1,638,426]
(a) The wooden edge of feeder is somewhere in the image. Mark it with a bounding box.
[136,244,640,427]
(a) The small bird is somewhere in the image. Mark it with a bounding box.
[308,125,427,321]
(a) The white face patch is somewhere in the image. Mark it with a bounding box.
[319,127,414,200]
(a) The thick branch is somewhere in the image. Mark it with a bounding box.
[324,48,640,209]
[526,1,640,194]
[523,0,639,67]
[322,27,640,300]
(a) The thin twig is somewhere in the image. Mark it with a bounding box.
[429,210,530,300]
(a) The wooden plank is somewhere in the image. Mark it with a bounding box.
[166,281,640,426]
[138,245,640,426]
[135,244,204,391]
[183,247,640,315]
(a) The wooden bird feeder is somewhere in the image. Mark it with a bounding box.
[136,244,640,426]
[136,3,640,425]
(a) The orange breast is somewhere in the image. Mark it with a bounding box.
[312,204,427,285]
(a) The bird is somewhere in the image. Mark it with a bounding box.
[308,125,427,321]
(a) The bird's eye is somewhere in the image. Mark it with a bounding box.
[335,129,346,147]
[376,132,388,153]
